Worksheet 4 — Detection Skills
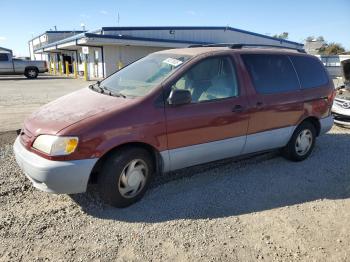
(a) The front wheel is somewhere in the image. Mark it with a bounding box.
[97,147,154,208]
[282,121,316,161]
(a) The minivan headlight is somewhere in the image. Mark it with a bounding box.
[32,135,79,156]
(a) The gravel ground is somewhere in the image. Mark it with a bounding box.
[1,126,350,261]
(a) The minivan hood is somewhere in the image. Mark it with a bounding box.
[24,88,133,136]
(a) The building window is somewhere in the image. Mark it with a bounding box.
[94,50,99,64]
[78,53,83,64]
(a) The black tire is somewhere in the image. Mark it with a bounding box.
[97,147,154,208]
[24,68,38,79]
[282,121,316,161]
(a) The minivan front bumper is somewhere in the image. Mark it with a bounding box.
[13,137,98,194]
[332,100,350,126]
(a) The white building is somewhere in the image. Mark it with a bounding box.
[28,31,85,61]
[315,54,350,87]
[29,26,303,79]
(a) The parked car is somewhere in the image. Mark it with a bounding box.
[332,85,350,126]
[0,49,47,79]
[13,44,335,207]
[332,59,350,126]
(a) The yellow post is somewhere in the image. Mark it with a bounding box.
[58,61,62,75]
[117,60,124,70]
[54,62,57,75]
[73,62,78,78]
[48,62,52,74]
[65,61,69,77]
[84,61,88,81]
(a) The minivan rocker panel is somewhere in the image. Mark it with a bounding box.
[13,46,335,206]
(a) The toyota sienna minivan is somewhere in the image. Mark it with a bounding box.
[14,44,335,207]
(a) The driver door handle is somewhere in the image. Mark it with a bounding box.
[256,101,264,108]
[232,104,244,112]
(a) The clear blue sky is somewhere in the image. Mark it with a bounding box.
[1,0,349,56]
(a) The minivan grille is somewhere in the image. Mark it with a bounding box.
[335,98,350,109]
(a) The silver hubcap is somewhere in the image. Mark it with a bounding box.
[28,70,36,77]
[118,159,148,198]
[295,129,313,156]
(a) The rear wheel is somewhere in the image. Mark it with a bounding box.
[97,147,154,208]
[25,68,38,79]
[282,121,316,161]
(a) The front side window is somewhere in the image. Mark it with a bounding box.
[0,53,9,61]
[242,54,300,94]
[172,56,239,102]
[290,55,328,89]
[101,53,192,97]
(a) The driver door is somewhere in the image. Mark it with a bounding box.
[164,55,250,171]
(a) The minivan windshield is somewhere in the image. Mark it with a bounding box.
[100,53,192,97]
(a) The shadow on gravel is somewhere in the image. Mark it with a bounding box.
[71,131,350,222]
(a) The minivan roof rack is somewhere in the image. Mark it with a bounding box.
[188,43,306,53]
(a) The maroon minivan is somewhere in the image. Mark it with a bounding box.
[14,44,335,207]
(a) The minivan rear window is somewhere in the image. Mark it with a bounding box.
[290,56,328,89]
[242,54,300,94]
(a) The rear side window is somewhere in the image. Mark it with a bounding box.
[242,54,300,94]
[290,56,328,89]
[0,53,8,61]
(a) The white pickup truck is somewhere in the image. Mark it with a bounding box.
[0,49,48,79]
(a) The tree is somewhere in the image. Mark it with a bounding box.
[316,36,325,42]
[306,36,315,42]
[305,36,324,42]
[318,42,345,55]
[273,32,289,40]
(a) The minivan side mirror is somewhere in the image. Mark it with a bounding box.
[167,89,192,106]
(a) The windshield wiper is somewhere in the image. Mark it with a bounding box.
[109,90,126,98]
[89,81,104,93]
[89,81,126,98]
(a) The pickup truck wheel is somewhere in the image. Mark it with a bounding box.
[97,147,154,208]
[25,68,38,79]
[282,121,316,161]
